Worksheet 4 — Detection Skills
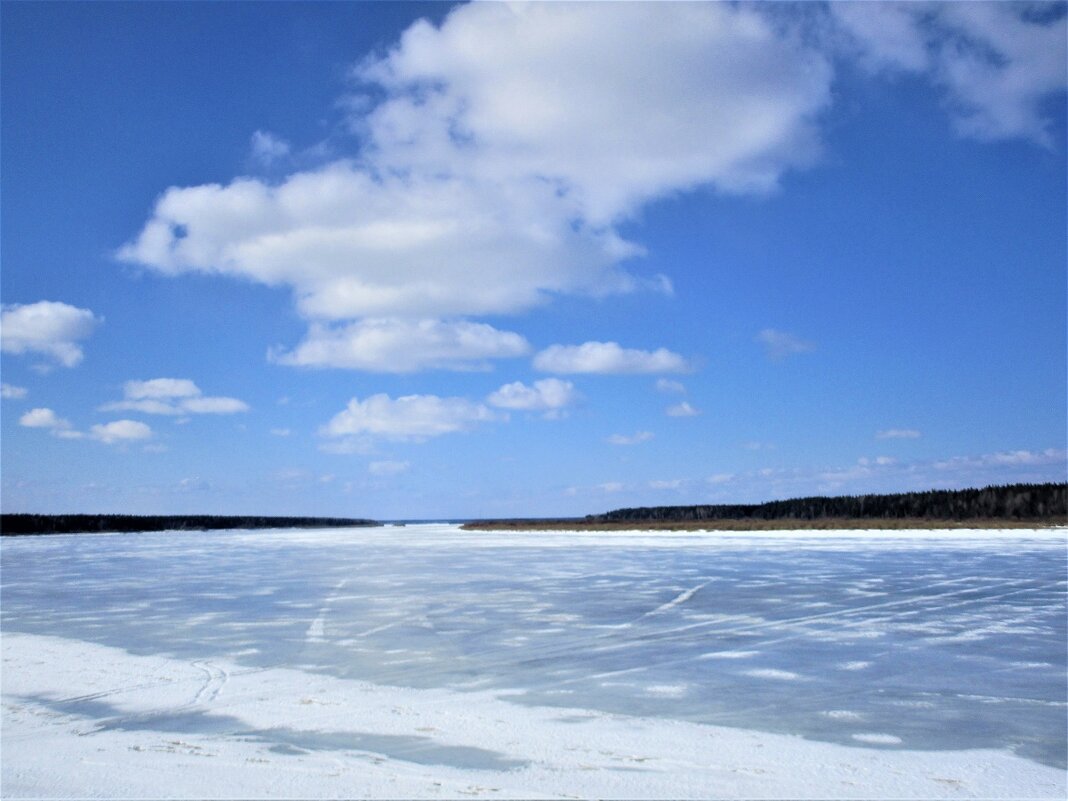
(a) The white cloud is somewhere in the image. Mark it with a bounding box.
[832,2,1067,146]
[649,479,685,490]
[271,318,529,372]
[655,379,686,394]
[251,130,291,164]
[19,407,72,431]
[857,456,898,467]
[181,396,250,414]
[119,3,836,372]
[534,341,689,375]
[876,428,921,440]
[933,448,1067,470]
[742,441,776,451]
[487,378,578,417]
[18,407,152,446]
[666,401,700,418]
[124,378,200,399]
[270,428,291,437]
[361,2,831,222]
[100,378,248,416]
[321,393,501,442]
[708,473,735,485]
[368,460,410,476]
[115,2,1062,383]
[606,431,654,446]
[599,482,625,493]
[756,328,814,361]
[1,383,27,399]
[88,420,153,445]
[0,301,100,367]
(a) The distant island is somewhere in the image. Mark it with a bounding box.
[0,514,379,536]
[464,482,1067,531]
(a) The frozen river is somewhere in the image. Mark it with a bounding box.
[2,525,1065,798]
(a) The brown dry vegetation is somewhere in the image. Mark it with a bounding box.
[462,517,1066,532]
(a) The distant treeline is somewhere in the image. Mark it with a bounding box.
[588,483,1067,524]
[0,514,380,536]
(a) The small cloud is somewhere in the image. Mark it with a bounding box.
[88,420,153,445]
[534,341,690,374]
[321,393,502,443]
[756,328,815,361]
[182,396,249,414]
[0,300,101,367]
[599,482,625,493]
[368,460,410,476]
[655,379,686,394]
[19,407,72,431]
[1,383,28,399]
[649,478,684,490]
[666,401,700,417]
[708,473,735,484]
[100,378,248,416]
[606,431,654,446]
[487,378,578,417]
[124,378,200,399]
[251,130,291,165]
[742,441,775,451]
[876,428,921,440]
[271,318,529,373]
[319,437,376,455]
[270,428,292,437]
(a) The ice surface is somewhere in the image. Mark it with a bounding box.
[2,525,1065,798]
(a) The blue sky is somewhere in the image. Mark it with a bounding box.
[2,1,1065,519]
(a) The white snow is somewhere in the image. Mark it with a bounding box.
[2,524,1065,798]
[2,632,1063,799]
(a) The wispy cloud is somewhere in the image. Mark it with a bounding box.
[876,428,921,440]
[1,383,27,399]
[250,130,290,165]
[655,379,686,394]
[756,328,814,361]
[831,2,1067,146]
[606,431,655,446]
[666,401,700,417]
[368,460,410,476]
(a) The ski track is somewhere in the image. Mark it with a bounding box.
[189,660,228,706]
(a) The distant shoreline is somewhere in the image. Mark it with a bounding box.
[465,482,1067,532]
[0,514,379,537]
[462,517,1066,532]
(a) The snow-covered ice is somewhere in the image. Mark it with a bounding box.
[2,524,1065,798]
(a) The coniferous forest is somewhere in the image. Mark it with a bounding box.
[0,514,379,536]
[588,483,1067,524]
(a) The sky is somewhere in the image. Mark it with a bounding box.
[2,1,1066,520]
